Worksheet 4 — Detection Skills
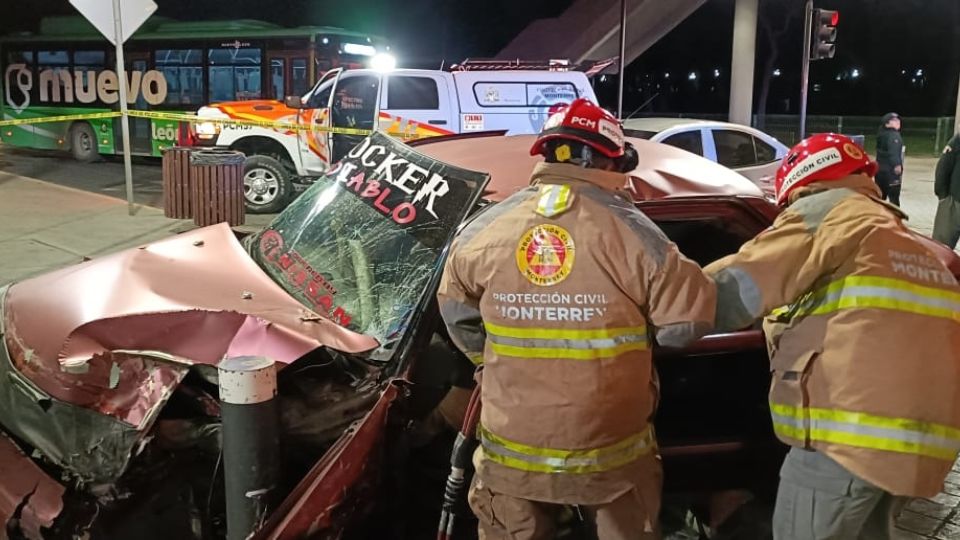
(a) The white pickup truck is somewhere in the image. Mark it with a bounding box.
[195,66,598,212]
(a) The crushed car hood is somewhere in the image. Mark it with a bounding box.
[414,134,765,202]
[3,223,378,426]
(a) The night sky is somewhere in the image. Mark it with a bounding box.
[5,0,959,116]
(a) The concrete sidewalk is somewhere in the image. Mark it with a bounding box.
[0,172,189,285]
[900,156,940,238]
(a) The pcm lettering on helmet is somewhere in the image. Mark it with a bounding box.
[570,116,597,129]
[516,224,575,287]
[598,119,624,148]
[780,147,843,194]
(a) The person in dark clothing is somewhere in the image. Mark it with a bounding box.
[933,133,960,249]
[875,112,904,206]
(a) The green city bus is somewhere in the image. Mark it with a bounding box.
[0,16,388,161]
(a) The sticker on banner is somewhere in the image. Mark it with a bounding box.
[462,113,484,132]
[516,224,575,286]
[843,142,864,160]
[780,147,843,193]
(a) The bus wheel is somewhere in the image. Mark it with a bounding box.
[69,123,99,163]
[243,155,292,214]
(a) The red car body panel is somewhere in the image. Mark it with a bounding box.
[415,134,766,203]
[4,223,377,428]
[0,432,64,540]
[257,383,401,539]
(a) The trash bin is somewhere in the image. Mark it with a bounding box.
[190,149,246,227]
[161,146,193,219]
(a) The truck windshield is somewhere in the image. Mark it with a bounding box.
[246,132,487,359]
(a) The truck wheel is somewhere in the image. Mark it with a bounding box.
[69,123,99,163]
[242,155,292,214]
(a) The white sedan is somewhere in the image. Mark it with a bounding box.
[623,118,789,196]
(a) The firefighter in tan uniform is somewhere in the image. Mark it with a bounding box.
[705,133,960,540]
[437,98,717,539]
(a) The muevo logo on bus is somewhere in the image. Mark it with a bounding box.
[4,64,168,113]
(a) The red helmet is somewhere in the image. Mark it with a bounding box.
[775,133,878,206]
[530,98,625,158]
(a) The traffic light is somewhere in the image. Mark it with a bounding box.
[811,9,839,60]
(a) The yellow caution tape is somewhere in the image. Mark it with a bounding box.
[126,109,420,138]
[0,111,120,127]
[0,109,422,139]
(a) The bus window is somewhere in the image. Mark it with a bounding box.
[156,49,203,106]
[74,51,106,66]
[38,51,69,65]
[6,50,34,65]
[292,58,308,96]
[37,50,70,105]
[208,47,262,101]
[270,58,285,99]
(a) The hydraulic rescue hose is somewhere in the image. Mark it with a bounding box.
[436,383,483,540]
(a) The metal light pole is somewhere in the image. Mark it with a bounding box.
[798,0,814,140]
[617,0,627,119]
[111,0,136,215]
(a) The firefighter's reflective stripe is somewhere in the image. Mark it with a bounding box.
[778,276,960,322]
[535,184,573,218]
[479,424,655,474]
[771,403,960,461]
[467,352,484,366]
[484,323,648,360]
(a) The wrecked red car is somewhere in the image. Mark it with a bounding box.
[1,131,957,539]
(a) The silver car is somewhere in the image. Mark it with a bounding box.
[623,118,789,196]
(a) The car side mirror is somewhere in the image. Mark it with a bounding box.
[284,95,305,109]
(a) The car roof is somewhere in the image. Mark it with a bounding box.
[413,133,765,203]
[623,117,753,133]
[622,117,722,132]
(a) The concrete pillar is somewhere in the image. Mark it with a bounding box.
[729,0,759,126]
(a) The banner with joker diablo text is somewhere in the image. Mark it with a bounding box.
[325,132,489,249]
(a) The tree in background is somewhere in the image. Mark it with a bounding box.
[755,0,803,129]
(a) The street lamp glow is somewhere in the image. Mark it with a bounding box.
[915,68,924,77]
[664,72,670,79]
[713,68,720,78]
[773,68,782,77]
[371,53,396,71]
[851,68,860,79]
[688,71,697,81]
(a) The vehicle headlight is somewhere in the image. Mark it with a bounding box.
[195,121,221,139]
[370,53,396,72]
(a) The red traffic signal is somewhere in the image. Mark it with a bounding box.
[811,9,839,61]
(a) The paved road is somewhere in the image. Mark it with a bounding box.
[0,146,165,208]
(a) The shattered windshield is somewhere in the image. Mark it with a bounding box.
[247,132,487,359]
